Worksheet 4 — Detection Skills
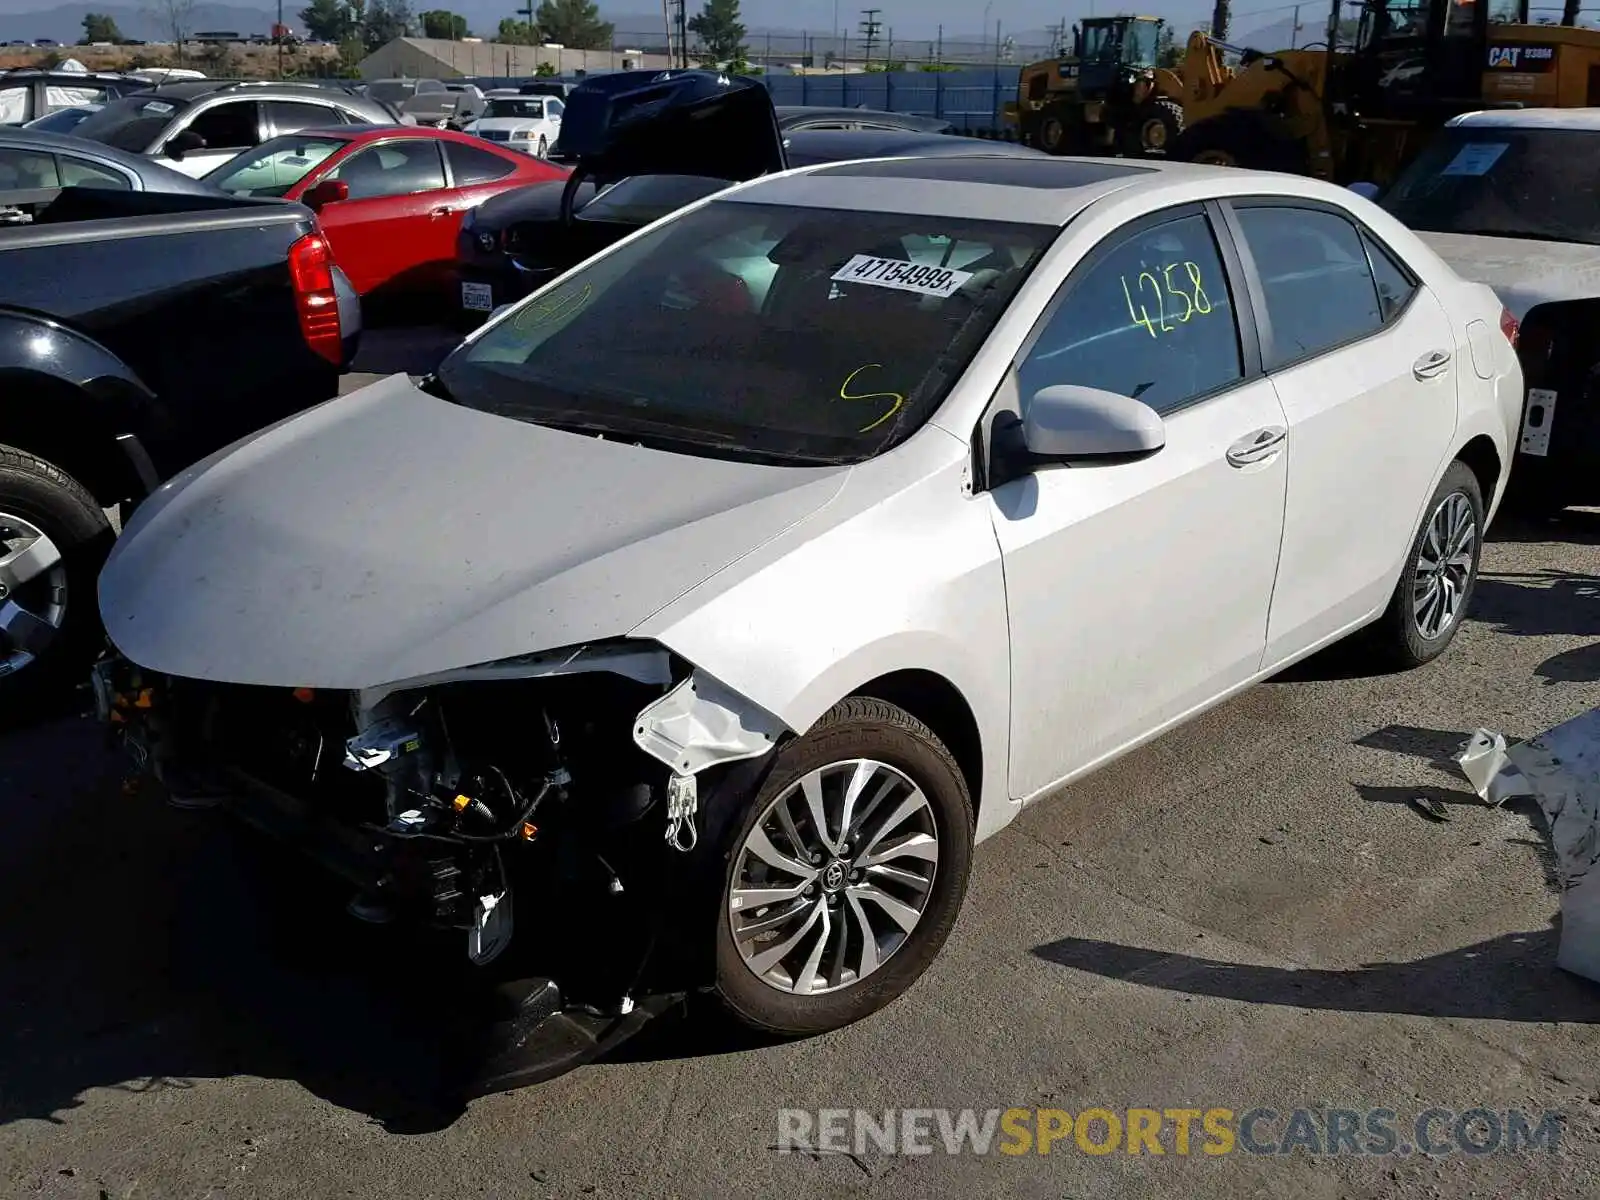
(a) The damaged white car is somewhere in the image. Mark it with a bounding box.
[93,71,1521,1080]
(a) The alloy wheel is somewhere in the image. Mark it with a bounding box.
[0,513,66,676]
[1412,491,1477,640]
[729,758,939,996]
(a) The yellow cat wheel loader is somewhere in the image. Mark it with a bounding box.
[1003,15,1187,156]
[1169,0,1600,187]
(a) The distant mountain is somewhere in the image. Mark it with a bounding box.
[0,3,293,45]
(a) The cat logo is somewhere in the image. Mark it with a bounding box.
[1488,43,1556,70]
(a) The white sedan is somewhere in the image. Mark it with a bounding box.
[461,91,563,158]
[96,154,1521,1039]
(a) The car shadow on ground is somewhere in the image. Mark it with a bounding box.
[1488,508,1600,547]
[0,725,496,1134]
[0,720,787,1135]
[1031,921,1600,1023]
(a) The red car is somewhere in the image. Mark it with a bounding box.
[206,125,565,301]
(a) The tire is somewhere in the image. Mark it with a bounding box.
[1036,106,1074,156]
[1125,97,1184,156]
[535,135,548,158]
[1171,111,1308,174]
[0,445,114,708]
[713,697,974,1037]
[1365,461,1485,669]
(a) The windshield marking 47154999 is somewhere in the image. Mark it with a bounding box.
[831,254,974,298]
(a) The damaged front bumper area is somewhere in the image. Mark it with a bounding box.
[91,641,787,1090]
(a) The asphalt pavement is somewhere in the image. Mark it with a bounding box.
[2,336,1598,1198]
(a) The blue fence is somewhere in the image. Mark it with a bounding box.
[457,68,1015,133]
[757,69,1013,132]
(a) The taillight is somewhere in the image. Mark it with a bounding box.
[288,232,342,366]
[1499,305,1519,348]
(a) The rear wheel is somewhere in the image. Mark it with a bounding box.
[1365,461,1484,669]
[713,697,973,1036]
[0,446,113,709]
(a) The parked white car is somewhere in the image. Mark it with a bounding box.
[96,153,1522,1042]
[463,91,564,157]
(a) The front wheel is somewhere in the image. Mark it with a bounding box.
[714,697,974,1036]
[535,135,548,158]
[1365,461,1485,668]
[0,445,114,709]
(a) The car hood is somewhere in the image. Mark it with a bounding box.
[98,374,849,690]
[1419,231,1600,320]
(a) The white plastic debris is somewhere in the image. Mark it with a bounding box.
[1457,729,1534,807]
[1461,713,1600,983]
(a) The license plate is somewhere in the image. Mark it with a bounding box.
[461,281,494,312]
[1521,388,1557,457]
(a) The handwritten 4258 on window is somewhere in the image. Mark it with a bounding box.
[1121,261,1214,339]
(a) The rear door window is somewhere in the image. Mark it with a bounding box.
[1018,211,1244,415]
[266,100,346,136]
[185,100,261,154]
[446,140,517,185]
[58,155,132,189]
[326,138,447,199]
[1363,231,1418,323]
[1231,205,1383,368]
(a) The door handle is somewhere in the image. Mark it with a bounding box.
[1413,349,1451,379]
[1226,425,1287,467]
[430,205,457,217]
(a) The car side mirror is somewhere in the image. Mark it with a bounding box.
[303,178,349,211]
[1347,181,1381,201]
[1022,385,1165,461]
[165,128,205,160]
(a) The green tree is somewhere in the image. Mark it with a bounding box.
[80,12,124,42]
[496,16,539,43]
[534,59,558,74]
[337,33,367,73]
[1210,0,1230,40]
[534,0,612,50]
[300,0,350,40]
[687,0,745,64]
[362,0,412,48]
[420,8,467,37]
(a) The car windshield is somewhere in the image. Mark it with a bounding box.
[207,134,347,197]
[1380,126,1600,246]
[24,104,100,133]
[484,98,546,119]
[435,201,1055,465]
[75,93,190,151]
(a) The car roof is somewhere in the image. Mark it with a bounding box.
[0,124,216,192]
[1447,107,1600,130]
[283,123,530,148]
[0,67,136,82]
[725,151,1272,225]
